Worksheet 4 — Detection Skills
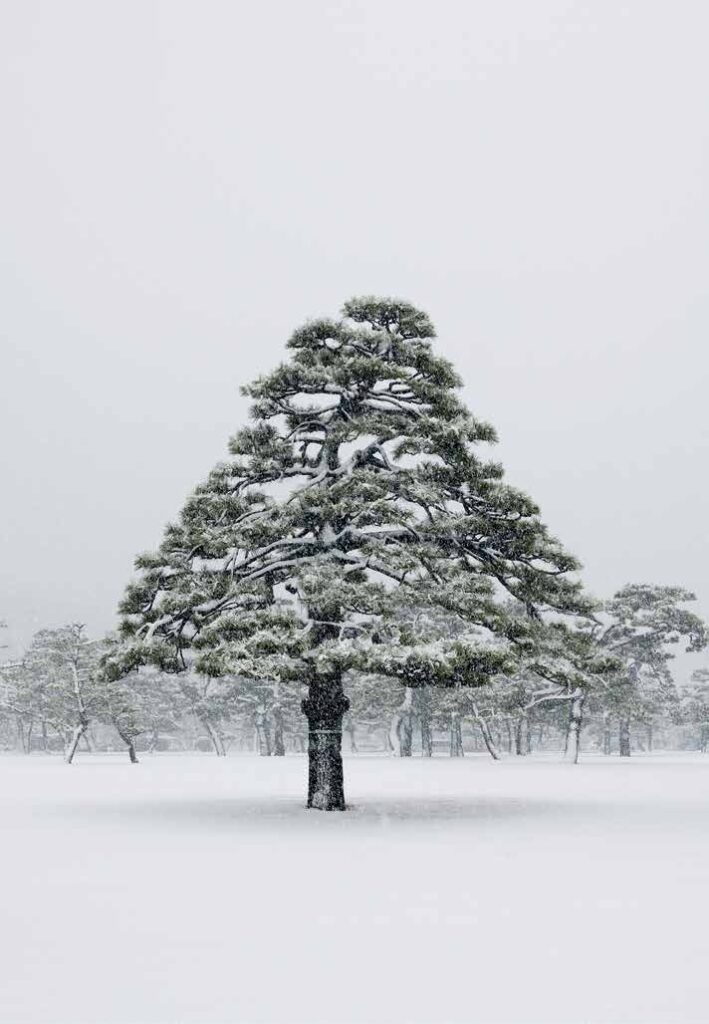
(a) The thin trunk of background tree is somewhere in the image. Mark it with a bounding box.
[272,708,285,757]
[343,716,358,753]
[115,722,139,763]
[514,715,528,756]
[65,660,89,764]
[202,718,226,756]
[449,712,464,757]
[416,688,433,757]
[254,710,272,756]
[65,721,87,764]
[475,711,501,760]
[148,726,159,753]
[390,687,414,757]
[564,692,585,764]
[271,682,285,756]
[619,717,631,757]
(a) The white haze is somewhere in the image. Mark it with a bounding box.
[1,1,707,677]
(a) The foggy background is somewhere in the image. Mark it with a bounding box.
[1,0,707,678]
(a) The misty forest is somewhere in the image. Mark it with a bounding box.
[3,4,709,1024]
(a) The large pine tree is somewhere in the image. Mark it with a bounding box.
[112,297,590,809]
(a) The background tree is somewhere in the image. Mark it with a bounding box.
[589,585,707,756]
[678,668,709,752]
[230,675,304,756]
[99,665,183,762]
[344,672,401,753]
[172,673,232,756]
[22,624,105,762]
[111,297,591,810]
[0,656,42,753]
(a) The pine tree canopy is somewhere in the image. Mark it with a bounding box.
[584,584,709,719]
[598,584,707,666]
[112,297,592,692]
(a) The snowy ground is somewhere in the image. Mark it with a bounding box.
[2,752,708,1024]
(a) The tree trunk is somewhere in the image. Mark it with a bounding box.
[343,716,358,753]
[68,661,89,762]
[619,717,631,757]
[17,718,31,754]
[514,715,528,756]
[302,671,349,811]
[416,688,433,757]
[41,719,49,752]
[65,721,87,764]
[148,726,159,753]
[271,681,285,756]
[505,720,514,753]
[203,719,226,756]
[564,691,585,764]
[115,723,139,764]
[272,708,285,757]
[399,715,413,757]
[449,712,464,757]
[255,710,272,756]
[420,715,433,757]
[602,712,612,755]
[646,724,653,753]
[390,687,414,757]
[476,716,501,760]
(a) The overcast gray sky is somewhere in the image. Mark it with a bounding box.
[1,0,707,677]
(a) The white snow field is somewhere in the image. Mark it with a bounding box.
[2,753,708,1024]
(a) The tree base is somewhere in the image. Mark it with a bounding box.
[303,684,349,812]
[306,731,347,810]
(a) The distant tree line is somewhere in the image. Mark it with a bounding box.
[2,581,707,762]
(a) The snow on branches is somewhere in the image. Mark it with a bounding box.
[112,297,595,807]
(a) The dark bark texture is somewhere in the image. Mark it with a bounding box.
[302,672,350,811]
